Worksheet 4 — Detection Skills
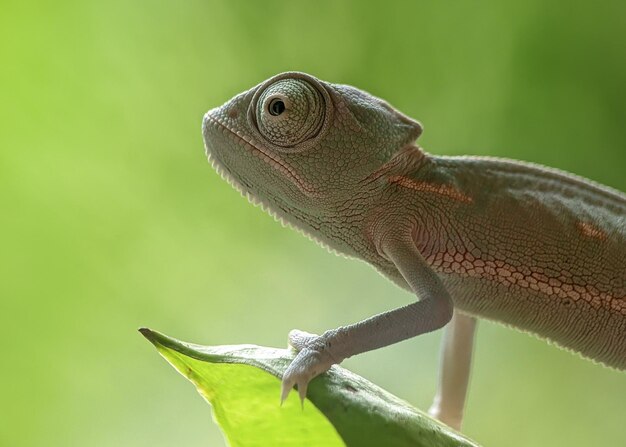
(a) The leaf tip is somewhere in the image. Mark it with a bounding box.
[138,327,157,344]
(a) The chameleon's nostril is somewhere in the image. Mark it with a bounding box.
[227,107,238,119]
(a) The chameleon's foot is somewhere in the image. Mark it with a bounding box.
[428,404,463,431]
[280,330,336,405]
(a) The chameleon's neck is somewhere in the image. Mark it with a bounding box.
[370,144,430,181]
[262,145,434,259]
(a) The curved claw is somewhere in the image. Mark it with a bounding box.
[279,373,310,408]
[280,375,295,405]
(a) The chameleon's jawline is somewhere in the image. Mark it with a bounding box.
[203,112,320,198]
[202,117,352,261]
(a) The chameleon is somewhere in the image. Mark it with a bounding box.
[201,72,626,430]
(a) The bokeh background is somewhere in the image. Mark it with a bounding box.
[1,1,625,446]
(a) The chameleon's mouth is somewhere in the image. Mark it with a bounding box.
[202,111,320,198]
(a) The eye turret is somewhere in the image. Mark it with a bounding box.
[255,78,325,147]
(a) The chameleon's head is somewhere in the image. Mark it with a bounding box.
[202,72,421,217]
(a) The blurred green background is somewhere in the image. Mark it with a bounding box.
[1,1,625,446]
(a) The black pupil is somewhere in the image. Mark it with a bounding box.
[269,99,285,116]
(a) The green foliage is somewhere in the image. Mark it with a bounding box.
[141,328,480,447]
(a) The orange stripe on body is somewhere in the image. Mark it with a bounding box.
[389,175,473,203]
[577,221,607,241]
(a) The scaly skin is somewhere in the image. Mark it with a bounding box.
[202,72,625,419]
[371,148,626,367]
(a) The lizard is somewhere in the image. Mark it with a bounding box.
[201,71,626,430]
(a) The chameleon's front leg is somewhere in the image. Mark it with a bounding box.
[281,235,454,405]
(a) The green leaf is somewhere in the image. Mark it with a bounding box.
[140,328,481,447]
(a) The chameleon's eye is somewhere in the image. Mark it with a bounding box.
[256,78,325,147]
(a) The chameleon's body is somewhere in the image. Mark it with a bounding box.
[202,72,625,429]
[386,151,626,367]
